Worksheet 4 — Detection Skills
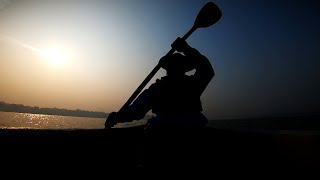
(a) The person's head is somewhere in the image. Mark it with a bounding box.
[162,53,194,77]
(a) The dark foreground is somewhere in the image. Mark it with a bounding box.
[0,126,319,172]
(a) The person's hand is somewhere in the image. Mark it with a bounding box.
[104,112,119,128]
[171,37,192,52]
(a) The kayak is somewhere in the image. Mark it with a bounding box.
[0,126,319,170]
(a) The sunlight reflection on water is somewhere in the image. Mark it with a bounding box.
[0,111,146,129]
[0,112,104,129]
[14,113,65,128]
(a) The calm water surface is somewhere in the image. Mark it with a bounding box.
[0,111,146,129]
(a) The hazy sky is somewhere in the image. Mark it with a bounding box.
[0,0,319,120]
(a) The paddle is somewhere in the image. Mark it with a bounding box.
[110,2,222,125]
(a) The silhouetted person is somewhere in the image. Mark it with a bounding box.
[105,37,214,129]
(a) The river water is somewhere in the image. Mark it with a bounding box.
[0,111,146,129]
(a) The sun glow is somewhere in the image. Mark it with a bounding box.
[41,47,70,67]
[1,35,72,68]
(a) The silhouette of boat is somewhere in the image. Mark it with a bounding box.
[0,125,319,171]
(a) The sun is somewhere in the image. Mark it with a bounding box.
[41,47,69,67]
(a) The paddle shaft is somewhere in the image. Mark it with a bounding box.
[118,26,197,114]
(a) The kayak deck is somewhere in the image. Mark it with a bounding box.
[0,127,319,170]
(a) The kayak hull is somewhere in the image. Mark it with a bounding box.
[0,127,319,170]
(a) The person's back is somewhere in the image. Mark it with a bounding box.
[146,75,208,129]
[105,37,214,129]
[152,75,202,114]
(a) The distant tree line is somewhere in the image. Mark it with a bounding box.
[0,101,108,118]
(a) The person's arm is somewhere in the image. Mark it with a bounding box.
[172,37,214,95]
[122,86,153,120]
[104,84,154,128]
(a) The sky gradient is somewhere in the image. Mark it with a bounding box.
[1,0,319,120]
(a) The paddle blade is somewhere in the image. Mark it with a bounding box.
[194,2,222,28]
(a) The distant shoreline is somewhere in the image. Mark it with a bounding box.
[0,101,108,119]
